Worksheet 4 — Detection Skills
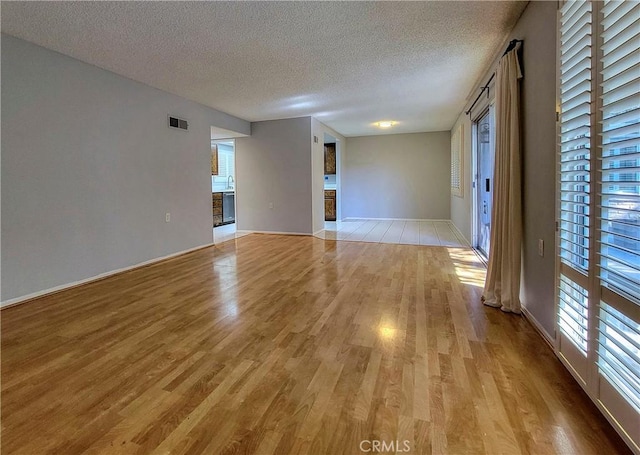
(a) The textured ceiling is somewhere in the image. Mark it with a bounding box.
[2,1,528,136]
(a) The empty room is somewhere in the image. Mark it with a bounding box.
[1,1,638,454]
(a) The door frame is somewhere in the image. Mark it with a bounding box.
[211,138,237,244]
[471,102,495,258]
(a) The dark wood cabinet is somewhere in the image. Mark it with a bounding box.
[324,143,336,175]
[324,190,336,221]
[211,144,219,176]
[213,191,235,227]
[212,192,222,227]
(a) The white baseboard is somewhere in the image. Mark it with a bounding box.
[449,222,471,246]
[246,230,312,236]
[1,242,214,309]
[521,305,555,350]
[313,229,324,236]
[343,217,452,222]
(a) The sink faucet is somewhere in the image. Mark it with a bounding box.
[227,175,234,189]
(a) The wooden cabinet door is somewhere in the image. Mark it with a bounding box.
[211,144,219,175]
[324,143,336,175]
[212,192,223,226]
[324,190,336,221]
[324,198,336,221]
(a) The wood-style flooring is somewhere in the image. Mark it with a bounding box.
[1,234,631,454]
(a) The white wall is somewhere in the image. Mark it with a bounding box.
[449,1,558,338]
[1,35,250,303]
[235,117,313,234]
[343,132,451,220]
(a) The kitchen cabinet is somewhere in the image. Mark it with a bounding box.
[324,190,336,221]
[324,143,336,175]
[212,192,222,227]
[211,144,219,176]
[213,191,235,227]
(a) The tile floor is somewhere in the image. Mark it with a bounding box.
[213,223,250,244]
[315,219,468,247]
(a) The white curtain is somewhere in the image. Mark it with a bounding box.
[482,44,523,313]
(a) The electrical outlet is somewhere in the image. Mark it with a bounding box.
[538,239,544,257]
[269,202,274,209]
[166,212,171,223]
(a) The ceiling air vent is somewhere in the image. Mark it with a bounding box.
[168,116,188,131]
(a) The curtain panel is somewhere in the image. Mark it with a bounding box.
[482,43,523,313]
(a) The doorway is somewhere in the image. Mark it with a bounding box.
[212,139,237,244]
[323,132,340,228]
[474,107,495,259]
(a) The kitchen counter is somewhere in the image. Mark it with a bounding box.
[212,186,235,193]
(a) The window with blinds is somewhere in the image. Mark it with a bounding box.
[217,148,235,180]
[557,0,593,382]
[558,274,590,354]
[597,1,640,444]
[212,143,235,183]
[598,302,640,412]
[451,123,463,197]
[557,1,640,451]
[559,0,592,273]
[599,0,640,302]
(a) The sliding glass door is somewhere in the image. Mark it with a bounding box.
[475,107,495,258]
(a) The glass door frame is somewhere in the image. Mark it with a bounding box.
[472,103,495,260]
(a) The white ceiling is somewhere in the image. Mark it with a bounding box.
[2,1,528,137]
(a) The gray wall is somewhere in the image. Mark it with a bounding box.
[235,117,313,234]
[449,113,473,241]
[516,1,558,338]
[343,132,451,220]
[311,119,326,233]
[450,1,558,338]
[1,35,250,303]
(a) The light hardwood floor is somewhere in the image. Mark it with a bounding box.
[1,234,631,454]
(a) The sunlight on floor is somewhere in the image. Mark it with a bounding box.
[447,247,486,288]
[378,326,397,340]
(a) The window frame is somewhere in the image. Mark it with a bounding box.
[555,1,640,452]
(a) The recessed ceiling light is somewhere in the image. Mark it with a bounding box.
[377,121,395,128]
